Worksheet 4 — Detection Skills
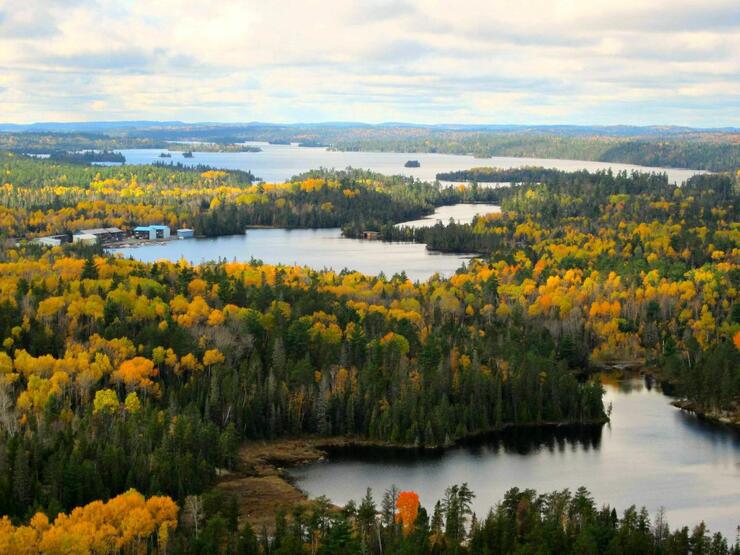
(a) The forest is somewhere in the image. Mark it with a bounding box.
[386,169,740,415]
[47,150,126,165]
[0,152,499,238]
[0,247,606,521]
[331,132,740,173]
[0,132,164,154]
[0,153,737,553]
[2,483,737,554]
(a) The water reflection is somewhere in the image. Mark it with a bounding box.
[291,375,740,537]
[112,206,499,281]
[324,425,604,464]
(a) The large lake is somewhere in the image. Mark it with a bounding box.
[111,204,501,281]
[290,375,740,538]
[117,142,702,184]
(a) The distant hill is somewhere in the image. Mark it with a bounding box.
[1,120,738,136]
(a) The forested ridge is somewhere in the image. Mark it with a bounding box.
[0,132,165,153]
[332,132,740,172]
[0,153,737,553]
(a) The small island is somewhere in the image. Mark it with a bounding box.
[182,151,194,158]
[159,152,171,158]
[48,149,125,164]
[404,159,421,168]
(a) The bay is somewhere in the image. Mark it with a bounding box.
[289,375,740,538]
[117,142,702,184]
[111,204,502,281]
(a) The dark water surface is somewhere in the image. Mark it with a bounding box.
[289,376,740,538]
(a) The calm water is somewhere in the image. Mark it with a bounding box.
[111,205,500,281]
[397,203,501,228]
[117,142,702,184]
[290,376,740,538]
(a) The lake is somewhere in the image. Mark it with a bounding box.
[117,142,702,184]
[289,375,740,538]
[396,203,501,228]
[111,204,502,281]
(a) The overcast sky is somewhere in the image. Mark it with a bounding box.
[0,0,738,126]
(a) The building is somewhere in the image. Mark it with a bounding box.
[177,228,194,239]
[32,234,69,247]
[72,233,98,245]
[133,225,171,240]
[361,230,381,240]
[74,227,125,244]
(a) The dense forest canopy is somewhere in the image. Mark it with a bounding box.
[0,152,737,553]
[387,168,740,413]
[0,132,165,153]
[3,483,737,554]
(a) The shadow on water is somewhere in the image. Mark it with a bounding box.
[322,424,605,466]
[294,373,740,538]
[673,407,740,447]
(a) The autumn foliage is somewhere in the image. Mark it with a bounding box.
[396,491,420,534]
[0,489,177,554]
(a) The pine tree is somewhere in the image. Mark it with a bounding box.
[81,256,99,280]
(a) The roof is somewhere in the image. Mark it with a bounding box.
[77,227,123,235]
[134,225,170,231]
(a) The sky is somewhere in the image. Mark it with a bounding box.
[0,0,738,127]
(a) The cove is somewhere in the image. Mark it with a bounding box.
[288,375,740,538]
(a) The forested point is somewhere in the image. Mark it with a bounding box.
[390,168,740,416]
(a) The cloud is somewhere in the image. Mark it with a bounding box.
[0,0,737,126]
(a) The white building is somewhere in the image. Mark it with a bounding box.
[72,233,98,245]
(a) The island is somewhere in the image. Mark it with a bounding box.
[47,149,125,164]
[404,159,421,168]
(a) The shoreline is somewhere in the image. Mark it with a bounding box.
[630,367,740,427]
[217,418,609,530]
[670,399,740,426]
